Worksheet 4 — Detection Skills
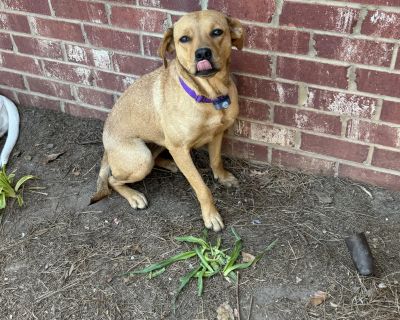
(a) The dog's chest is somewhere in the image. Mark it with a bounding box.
[189,104,237,148]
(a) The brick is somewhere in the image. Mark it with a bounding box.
[113,54,162,76]
[76,87,114,108]
[245,25,309,54]
[357,69,400,98]
[27,77,73,100]
[380,101,400,125]
[64,103,108,121]
[94,70,136,92]
[3,0,50,15]
[339,164,400,191]
[0,70,25,89]
[343,0,400,5]
[43,61,93,85]
[31,17,84,42]
[274,106,342,136]
[18,93,61,111]
[314,35,394,67]
[14,36,63,60]
[222,137,268,162]
[301,133,369,162]
[208,0,275,23]
[0,52,41,74]
[143,35,162,57]
[111,7,168,33]
[0,88,16,101]
[280,2,359,33]
[231,50,271,76]
[0,33,13,50]
[272,149,336,175]
[238,99,270,121]
[66,45,112,70]
[362,11,400,39]
[277,57,348,89]
[346,119,400,148]
[372,148,400,171]
[85,25,141,53]
[250,123,296,147]
[235,75,298,104]
[304,88,377,119]
[139,0,201,11]
[52,0,107,23]
[0,13,30,33]
[230,119,251,138]
[396,53,400,69]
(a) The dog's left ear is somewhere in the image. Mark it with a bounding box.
[227,17,244,50]
[158,27,175,68]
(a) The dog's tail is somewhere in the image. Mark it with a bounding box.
[90,153,111,204]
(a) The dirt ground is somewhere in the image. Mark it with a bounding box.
[0,106,400,320]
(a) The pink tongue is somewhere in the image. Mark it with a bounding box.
[196,59,212,72]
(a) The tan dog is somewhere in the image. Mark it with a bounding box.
[91,10,244,231]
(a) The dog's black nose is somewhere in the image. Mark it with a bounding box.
[195,48,212,61]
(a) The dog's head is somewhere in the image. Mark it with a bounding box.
[159,10,244,78]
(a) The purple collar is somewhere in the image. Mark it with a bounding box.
[178,77,231,110]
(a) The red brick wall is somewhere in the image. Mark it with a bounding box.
[0,0,400,191]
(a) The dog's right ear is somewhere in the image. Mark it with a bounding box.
[158,27,174,68]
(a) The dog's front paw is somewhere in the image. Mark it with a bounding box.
[127,190,148,209]
[202,208,224,232]
[215,171,239,188]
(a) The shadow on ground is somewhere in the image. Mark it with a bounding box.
[0,107,399,320]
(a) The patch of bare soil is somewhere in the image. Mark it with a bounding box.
[0,106,399,320]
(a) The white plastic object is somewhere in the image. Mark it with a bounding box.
[0,95,20,166]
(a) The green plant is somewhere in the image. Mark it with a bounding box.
[124,227,277,309]
[0,165,35,209]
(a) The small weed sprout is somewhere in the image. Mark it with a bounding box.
[0,165,35,209]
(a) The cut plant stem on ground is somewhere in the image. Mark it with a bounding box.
[124,227,277,309]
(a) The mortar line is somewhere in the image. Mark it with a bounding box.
[271,0,284,27]
[373,99,384,121]
[390,43,399,70]
[352,7,368,35]
[365,145,374,165]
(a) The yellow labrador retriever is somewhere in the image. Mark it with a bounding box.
[91,10,244,231]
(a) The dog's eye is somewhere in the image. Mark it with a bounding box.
[211,29,223,37]
[179,36,191,43]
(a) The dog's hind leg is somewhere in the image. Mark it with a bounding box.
[107,138,154,209]
[149,144,178,173]
[90,153,111,204]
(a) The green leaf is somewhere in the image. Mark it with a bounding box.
[149,267,166,279]
[0,192,6,209]
[173,265,202,312]
[194,246,214,273]
[16,195,23,207]
[197,268,205,296]
[15,175,35,192]
[223,239,278,276]
[222,227,243,275]
[124,250,196,276]
[175,235,209,249]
